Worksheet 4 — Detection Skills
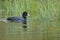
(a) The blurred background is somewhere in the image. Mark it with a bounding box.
[0,0,60,40]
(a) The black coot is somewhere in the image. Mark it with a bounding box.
[7,11,28,23]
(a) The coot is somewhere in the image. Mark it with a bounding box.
[0,11,30,23]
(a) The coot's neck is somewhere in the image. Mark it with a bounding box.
[23,16,27,24]
[23,16,27,19]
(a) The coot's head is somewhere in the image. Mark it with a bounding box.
[22,11,30,19]
[23,11,28,17]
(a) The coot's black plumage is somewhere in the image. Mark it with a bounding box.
[1,11,29,23]
[7,12,28,22]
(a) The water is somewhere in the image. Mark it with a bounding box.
[0,19,60,40]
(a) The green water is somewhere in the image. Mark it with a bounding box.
[0,20,60,40]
